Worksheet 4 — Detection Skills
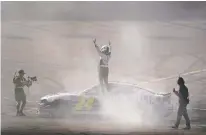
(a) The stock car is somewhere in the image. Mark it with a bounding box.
[37,82,174,119]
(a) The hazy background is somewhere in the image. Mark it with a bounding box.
[1,1,206,132]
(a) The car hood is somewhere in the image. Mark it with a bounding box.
[40,92,79,102]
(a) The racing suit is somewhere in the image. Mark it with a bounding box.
[95,45,111,93]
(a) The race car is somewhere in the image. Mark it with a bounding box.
[37,82,174,119]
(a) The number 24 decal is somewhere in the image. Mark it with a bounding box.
[75,96,95,111]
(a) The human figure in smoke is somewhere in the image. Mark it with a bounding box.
[172,77,191,130]
[13,69,32,116]
[93,39,111,94]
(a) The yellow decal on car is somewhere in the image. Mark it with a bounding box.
[75,96,95,111]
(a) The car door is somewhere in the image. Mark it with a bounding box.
[75,88,101,113]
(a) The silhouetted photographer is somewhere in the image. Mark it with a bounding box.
[13,69,37,116]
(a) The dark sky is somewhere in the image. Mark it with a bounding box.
[1,1,206,21]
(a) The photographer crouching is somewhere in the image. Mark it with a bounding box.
[13,69,37,116]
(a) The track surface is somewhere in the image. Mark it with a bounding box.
[2,114,206,135]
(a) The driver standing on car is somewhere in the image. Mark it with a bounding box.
[93,39,111,94]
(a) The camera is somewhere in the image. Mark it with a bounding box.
[28,76,37,82]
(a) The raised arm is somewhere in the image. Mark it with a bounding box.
[93,39,101,54]
[108,40,112,54]
[93,39,106,58]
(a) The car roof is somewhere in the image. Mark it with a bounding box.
[80,82,171,96]
[41,82,171,102]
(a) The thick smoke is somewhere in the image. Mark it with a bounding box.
[98,86,175,128]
